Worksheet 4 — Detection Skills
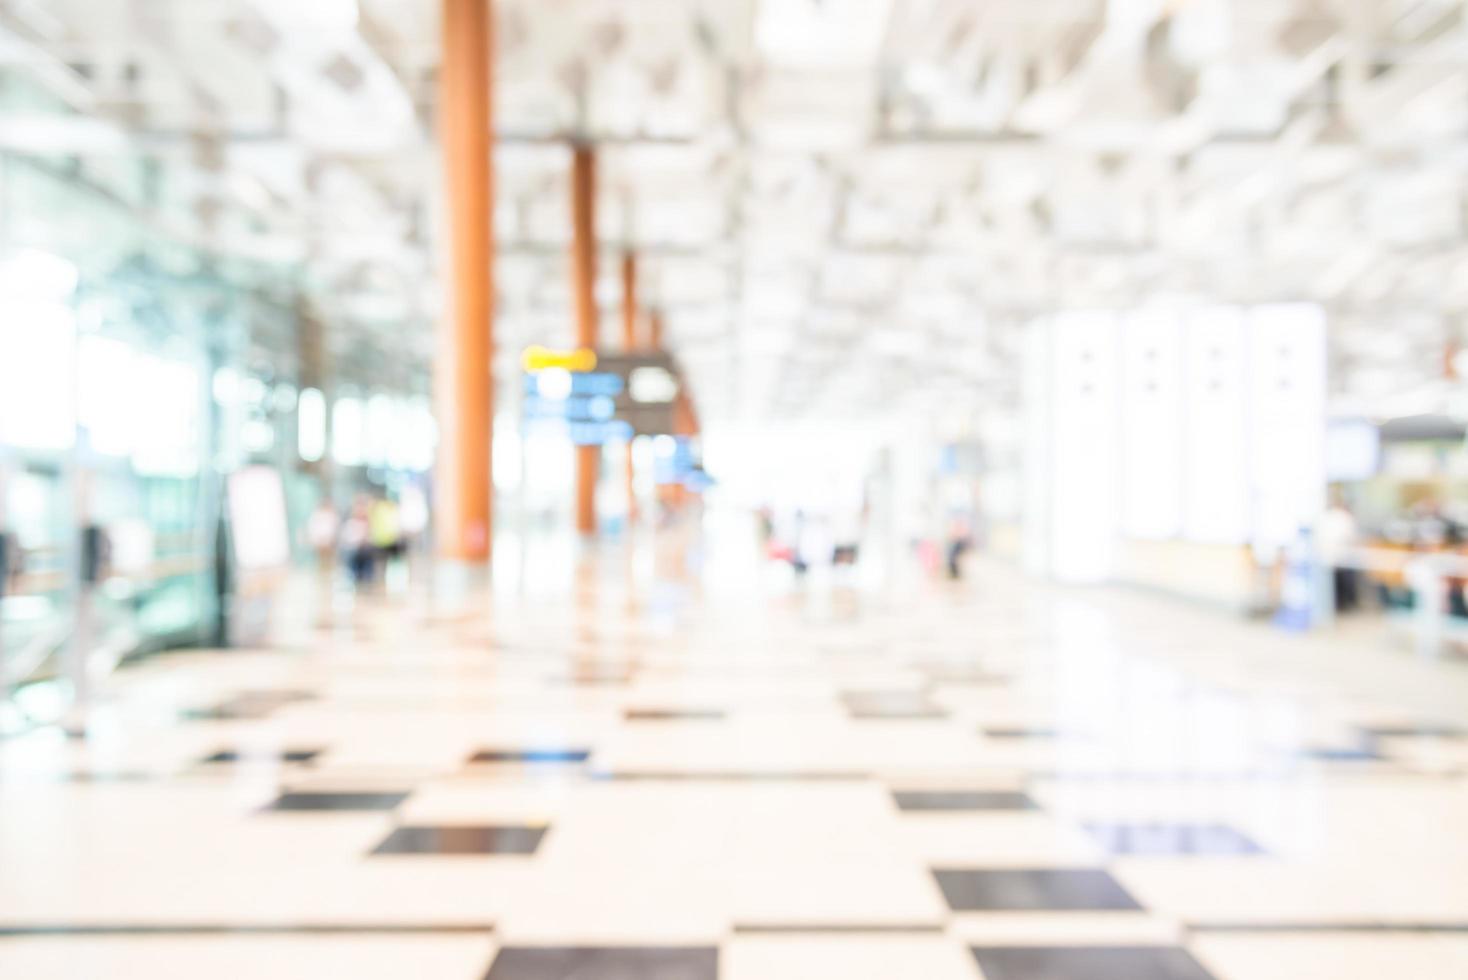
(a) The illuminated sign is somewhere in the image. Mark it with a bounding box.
[524,394,619,422]
[521,345,597,373]
[569,420,634,445]
[519,349,686,444]
[629,365,679,404]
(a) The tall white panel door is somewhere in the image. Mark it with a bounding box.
[1050,311,1120,583]
[1248,303,1327,553]
[1184,307,1251,544]
[1120,309,1185,539]
[1021,318,1053,576]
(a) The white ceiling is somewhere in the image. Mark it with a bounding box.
[5,0,1468,422]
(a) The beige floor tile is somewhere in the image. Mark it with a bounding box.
[727,935,981,980]
[1191,933,1468,980]
[0,935,496,980]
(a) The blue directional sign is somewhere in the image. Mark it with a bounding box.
[569,420,634,446]
[521,349,682,445]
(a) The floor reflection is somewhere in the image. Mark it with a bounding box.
[2,539,1468,978]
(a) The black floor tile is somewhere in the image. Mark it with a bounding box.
[972,946,1216,980]
[469,749,590,764]
[264,791,408,812]
[894,790,1038,812]
[485,947,717,979]
[200,749,322,765]
[934,868,1143,911]
[371,825,545,855]
[1084,822,1265,856]
[841,691,947,719]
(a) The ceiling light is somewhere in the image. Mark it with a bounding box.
[754,0,892,69]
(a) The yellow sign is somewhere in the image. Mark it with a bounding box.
[521,346,598,373]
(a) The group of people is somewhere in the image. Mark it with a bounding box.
[306,491,421,590]
[757,506,865,577]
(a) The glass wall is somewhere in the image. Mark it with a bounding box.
[0,137,431,729]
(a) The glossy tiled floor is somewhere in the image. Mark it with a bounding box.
[4,546,1468,978]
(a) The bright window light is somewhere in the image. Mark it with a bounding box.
[77,335,138,457]
[297,388,326,462]
[0,248,77,300]
[132,356,199,477]
[332,396,365,466]
[242,418,275,455]
[405,399,436,472]
[366,394,394,467]
[0,301,75,451]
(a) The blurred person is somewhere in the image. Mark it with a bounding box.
[765,507,797,566]
[369,495,403,587]
[1316,489,1360,612]
[790,509,810,576]
[945,512,973,581]
[305,498,340,576]
[832,503,862,567]
[756,504,774,547]
[341,496,374,588]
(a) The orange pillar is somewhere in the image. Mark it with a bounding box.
[621,254,639,350]
[621,253,639,522]
[571,145,599,536]
[649,308,664,352]
[648,308,668,513]
[437,0,494,561]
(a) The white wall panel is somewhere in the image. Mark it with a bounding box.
[1120,309,1185,539]
[1050,311,1120,583]
[1248,303,1327,553]
[1184,307,1250,544]
[1021,318,1052,576]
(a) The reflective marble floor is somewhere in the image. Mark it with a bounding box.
[4,555,1468,978]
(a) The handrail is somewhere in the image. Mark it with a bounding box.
[8,556,211,596]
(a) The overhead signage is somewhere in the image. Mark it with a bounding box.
[519,346,686,444]
[591,352,683,437]
[628,365,679,404]
[569,420,634,446]
[523,391,618,423]
[522,345,597,373]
